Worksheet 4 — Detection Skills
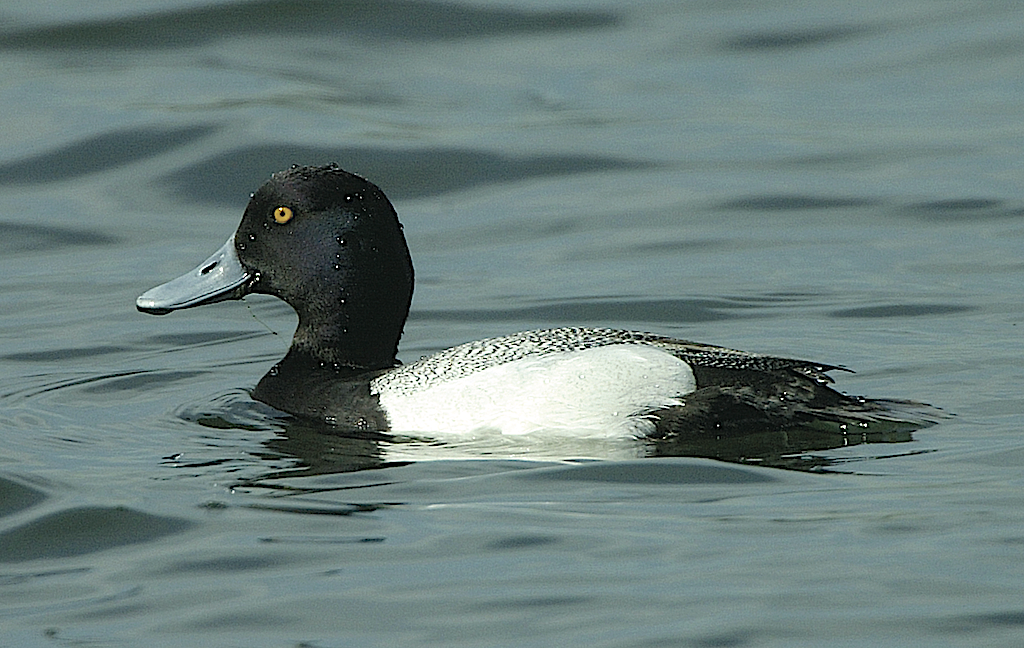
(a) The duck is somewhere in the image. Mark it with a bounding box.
[137,163,937,440]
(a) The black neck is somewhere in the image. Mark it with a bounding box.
[290,304,406,371]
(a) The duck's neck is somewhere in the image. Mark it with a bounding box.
[253,308,402,416]
[289,306,404,371]
[252,333,395,427]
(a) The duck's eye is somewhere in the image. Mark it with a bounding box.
[273,206,294,224]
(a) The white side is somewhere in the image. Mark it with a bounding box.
[372,344,696,439]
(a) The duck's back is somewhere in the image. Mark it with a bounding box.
[370,327,854,438]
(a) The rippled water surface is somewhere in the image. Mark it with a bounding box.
[2,1,1023,646]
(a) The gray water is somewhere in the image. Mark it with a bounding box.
[1,1,1023,646]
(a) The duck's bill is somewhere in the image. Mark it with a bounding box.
[136,236,252,315]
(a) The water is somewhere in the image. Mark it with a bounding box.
[1,1,1023,645]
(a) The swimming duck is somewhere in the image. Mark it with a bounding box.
[138,164,934,439]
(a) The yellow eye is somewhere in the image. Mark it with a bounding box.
[273,206,294,224]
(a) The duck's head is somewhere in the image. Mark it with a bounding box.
[137,164,414,370]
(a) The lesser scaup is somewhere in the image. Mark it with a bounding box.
[138,164,938,438]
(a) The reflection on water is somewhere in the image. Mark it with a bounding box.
[0,223,120,254]
[0,124,220,186]
[175,389,935,479]
[0,0,619,50]
[0,507,193,563]
[163,145,655,204]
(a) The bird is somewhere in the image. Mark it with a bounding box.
[138,163,939,441]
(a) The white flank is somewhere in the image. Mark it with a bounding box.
[372,344,696,438]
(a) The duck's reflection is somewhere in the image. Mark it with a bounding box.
[178,390,933,479]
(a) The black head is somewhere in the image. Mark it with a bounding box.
[237,164,414,369]
[137,164,414,371]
